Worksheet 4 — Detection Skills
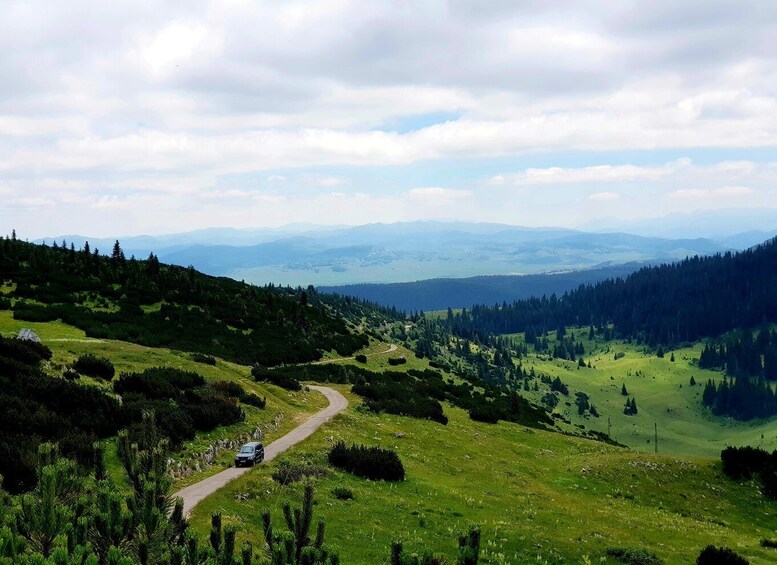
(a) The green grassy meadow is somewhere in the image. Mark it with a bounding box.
[5,309,777,562]
[189,386,777,564]
[509,328,777,457]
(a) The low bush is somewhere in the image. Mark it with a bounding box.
[73,353,115,380]
[212,380,245,397]
[388,356,407,366]
[115,367,245,447]
[355,354,367,363]
[0,336,53,365]
[720,445,777,500]
[353,373,448,425]
[212,380,266,408]
[721,446,772,480]
[191,352,217,365]
[761,538,777,549]
[428,360,450,371]
[332,487,354,500]
[696,545,749,565]
[252,366,302,391]
[469,406,499,424]
[328,441,405,481]
[605,547,663,565]
[241,392,267,408]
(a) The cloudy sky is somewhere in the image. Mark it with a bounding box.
[2,0,776,238]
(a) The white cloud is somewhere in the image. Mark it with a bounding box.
[491,160,691,186]
[141,22,213,74]
[407,187,472,201]
[1,0,777,236]
[670,186,755,200]
[588,191,620,201]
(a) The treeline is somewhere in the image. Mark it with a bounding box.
[702,377,777,420]
[699,326,777,421]
[0,235,368,366]
[320,263,645,312]
[437,237,777,347]
[699,328,777,379]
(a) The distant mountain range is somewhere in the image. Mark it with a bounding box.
[36,217,777,289]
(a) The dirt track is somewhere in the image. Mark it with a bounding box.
[173,385,347,516]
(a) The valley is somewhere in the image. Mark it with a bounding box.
[1,236,776,564]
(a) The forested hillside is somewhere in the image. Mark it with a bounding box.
[320,262,646,311]
[0,234,370,366]
[441,237,777,346]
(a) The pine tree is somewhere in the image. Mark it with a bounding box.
[261,484,337,564]
[621,383,628,396]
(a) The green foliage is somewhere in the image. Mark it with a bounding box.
[760,538,777,548]
[261,484,338,565]
[390,526,480,565]
[328,442,405,482]
[14,444,82,557]
[191,353,217,366]
[267,363,550,430]
[115,367,245,446]
[437,238,777,348]
[3,238,368,367]
[73,353,115,380]
[696,545,749,565]
[0,334,123,493]
[352,373,448,425]
[605,547,662,564]
[456,527,480,565]
[271,461,328,486]
[702,373,777,421]
[388,357,407,366]
[330,488,353,501]
[253,368,302,392]
[212,381,266,409]
[354,355,367,363]
[720,446,777,500]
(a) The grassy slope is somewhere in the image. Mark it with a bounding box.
[6,308,777,562]
[512,328,777,457]
[0,311,328,488]
[189,386,777,564]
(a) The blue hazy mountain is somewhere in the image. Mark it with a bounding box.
[37,221,741,288]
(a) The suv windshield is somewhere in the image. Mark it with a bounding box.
[239,446,254,454]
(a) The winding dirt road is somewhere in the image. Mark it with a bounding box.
[173,385,348,516]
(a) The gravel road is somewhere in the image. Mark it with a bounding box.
[173,385,348,516]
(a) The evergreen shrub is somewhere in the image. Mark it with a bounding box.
[328,441,405,481]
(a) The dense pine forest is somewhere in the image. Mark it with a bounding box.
[440,237,777,346]
[0,234,373,366]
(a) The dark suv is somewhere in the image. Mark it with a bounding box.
[234,442,264,467]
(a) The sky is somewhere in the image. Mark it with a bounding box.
[1,0,776,239]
